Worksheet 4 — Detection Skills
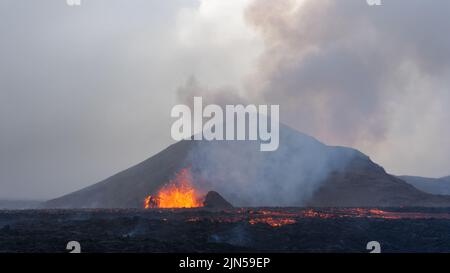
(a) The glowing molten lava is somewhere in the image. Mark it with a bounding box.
[144,168,203,209]
[249,217,297,227]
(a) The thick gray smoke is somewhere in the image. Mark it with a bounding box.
[176,76,249,108]
[176,0,450,181]
[173,0,450,204]
[244,0,450,146]
[186,129,359,207]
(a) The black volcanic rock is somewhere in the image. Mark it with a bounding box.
[203,191,233,209]
[43,124,450,208]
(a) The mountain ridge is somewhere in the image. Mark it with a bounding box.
[399,175,450,196]
[43,124,450,208]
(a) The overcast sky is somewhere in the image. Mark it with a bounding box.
[1,0,449,200]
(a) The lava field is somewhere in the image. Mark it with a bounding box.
[1,208,450,253]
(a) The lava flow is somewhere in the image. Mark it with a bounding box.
[144,168,204,209]
[249,217,297,227]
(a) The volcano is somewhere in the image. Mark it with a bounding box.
[44,125,450,208]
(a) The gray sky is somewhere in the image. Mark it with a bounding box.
[0,0,449,200]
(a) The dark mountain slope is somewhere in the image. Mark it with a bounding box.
[44,125,450,208]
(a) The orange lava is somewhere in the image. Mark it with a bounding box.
[144,168,203,209]
[178,208,450,227]
[249,217,297,227]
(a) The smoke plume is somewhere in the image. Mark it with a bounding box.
[177,0,450,177]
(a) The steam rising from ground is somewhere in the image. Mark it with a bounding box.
[185,127,359,206]
[178,0,450,178]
